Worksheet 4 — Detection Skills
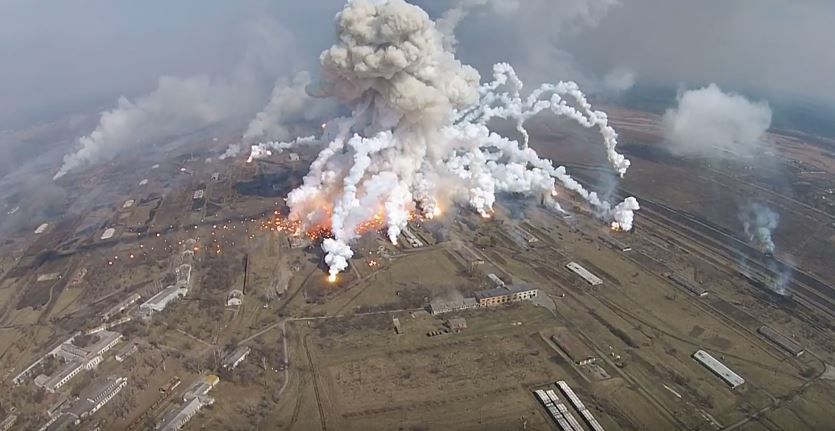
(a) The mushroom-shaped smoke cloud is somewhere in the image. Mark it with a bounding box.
[248,0,639,278]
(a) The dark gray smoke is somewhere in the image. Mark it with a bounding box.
[1,175,67,235]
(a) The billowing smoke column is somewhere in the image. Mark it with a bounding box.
[54,74,257,180]
[738,202,779,254]
[249,0,639,279]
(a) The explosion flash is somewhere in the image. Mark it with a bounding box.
[243,0,640,279]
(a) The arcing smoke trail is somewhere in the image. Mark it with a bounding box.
[248,0,639,278]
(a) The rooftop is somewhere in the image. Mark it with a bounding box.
[693,349,745,388]
[474,284,536,300]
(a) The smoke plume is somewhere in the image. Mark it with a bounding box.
[242,71,337,144]
[53,17,294,180]
[663,83,772,159]
[249,0,638,278]
[738,201,779,253]
[53,75,258,179]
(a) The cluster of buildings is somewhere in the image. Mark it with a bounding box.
[40,376,128,431]
[156,375,219,430]
[534,381,605,431]
[32,331,122,393]
[400,226,425,248]
[0,409,17,431]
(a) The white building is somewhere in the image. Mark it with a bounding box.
[226,289,243,307]
[693,349,745,388]
[34,361,84,393]
[175,264,192,288]
[487,273,506,287]
[75,376,127,417]
[100,228,115,240]
[222,347,251,370]
[157,397,209,431]
[158,375,219,430]
[428,297,478,315]
[140,286,187,314]
[565,262,603,286]
[182,375,220,401]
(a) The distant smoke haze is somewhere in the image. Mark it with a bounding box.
[603,67,637,92]
[242,71,338,144]
[53,16,300,179]
[663,84,772,158]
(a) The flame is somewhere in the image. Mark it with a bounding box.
[327,274,337,283]
[610,222,623,232]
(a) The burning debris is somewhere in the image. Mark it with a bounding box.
[237,0,639,278]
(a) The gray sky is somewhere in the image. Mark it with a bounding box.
[1,0,833,128]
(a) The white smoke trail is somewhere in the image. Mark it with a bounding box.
[251,0,639,278]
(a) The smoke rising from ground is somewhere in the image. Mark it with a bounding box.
[54,75,257,179]
[248,0,638,278]
[243,71,337,144]
[52,15,303,180]
[738,201,779,254]
[663,84,772,159]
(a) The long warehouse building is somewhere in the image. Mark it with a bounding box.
[758,326,804,357]
[557,380,605,431]
[692,349,745,388]
[546,390,584,431]
[534,390,573,431]
[565,262,603,286]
